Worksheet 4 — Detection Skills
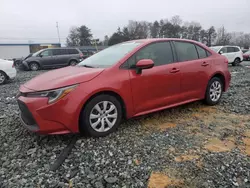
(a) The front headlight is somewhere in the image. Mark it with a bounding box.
[26,84,78,104]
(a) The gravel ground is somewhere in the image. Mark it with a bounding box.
[0,63,250,188]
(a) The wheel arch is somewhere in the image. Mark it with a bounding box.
[28,61,41,67]
[68,58,78,65]
[78,90,127,129]
[209,72,226,91]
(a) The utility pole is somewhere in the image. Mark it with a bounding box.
[56,22,61,45]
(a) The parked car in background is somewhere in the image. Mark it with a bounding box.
[0,58,16,84]
[80,50,95,59]
[20,47,83,71]
[242,49,249,53]
[17,39,231,137]
[13,53,33,69]
[243,50,250,61]
[210,46,243,66]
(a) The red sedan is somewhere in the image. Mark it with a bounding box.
[17,39,231,137]
[243,51,250,61]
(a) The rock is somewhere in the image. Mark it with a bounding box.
[104,177,118,184]
[27,148,37,155]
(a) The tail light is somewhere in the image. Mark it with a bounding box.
[12,62,15,68]
[80,53,83,58]
[224,58,228,64]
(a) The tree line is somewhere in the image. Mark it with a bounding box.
[66,15,250,49]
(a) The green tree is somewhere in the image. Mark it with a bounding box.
[66,25,93,46]
[150,21,160,38]
[66,27,80,46]
[78,25,93,46]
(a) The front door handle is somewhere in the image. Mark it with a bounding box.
[202,62,209,66]
[169,68,180,73]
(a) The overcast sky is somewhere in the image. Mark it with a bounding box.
[0,0,249,45]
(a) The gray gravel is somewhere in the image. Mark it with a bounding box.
[0,64,249,188]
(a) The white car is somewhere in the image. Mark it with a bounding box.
[0,59,16,84]
[210,46,243,66]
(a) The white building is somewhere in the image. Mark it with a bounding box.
[0,43,61,59]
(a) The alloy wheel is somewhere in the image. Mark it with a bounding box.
[209,81,222,102]
[30,63,38,71]
[89,101,118,132]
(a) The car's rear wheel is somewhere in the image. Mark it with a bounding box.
[29,62,39,71]
[80,94,122,137]
[232,58,240,66]
[204,77,223,105]
[0,71,7,85]
[69,60,77,66]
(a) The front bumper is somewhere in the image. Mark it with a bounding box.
[17,97,72,134]
[21,61,30,70]
[17,84,89,135]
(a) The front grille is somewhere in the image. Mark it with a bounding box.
[17,100,36,125]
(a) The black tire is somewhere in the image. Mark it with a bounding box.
[79,94,122,137]
[0,71,7,85]
[204,77,223,105]
[29,62,39,71]
[69,60,77,66]
[232,58,240,66]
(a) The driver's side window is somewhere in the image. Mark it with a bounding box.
[40,50,52,57]
[127,42,174,68]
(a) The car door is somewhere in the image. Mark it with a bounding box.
[219,47,235,63]
[127,41,181,114]
[39,49,54,67]
[52,49,69,67]
[225,47,236,63]
[173,41,212,101]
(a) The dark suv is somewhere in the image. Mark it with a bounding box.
[22,47,83,71]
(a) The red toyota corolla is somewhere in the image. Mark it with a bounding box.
[17,39,231,137]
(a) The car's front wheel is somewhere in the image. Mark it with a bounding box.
[29,62,39,71]
[80,94,122,137]
[204,77,223,105]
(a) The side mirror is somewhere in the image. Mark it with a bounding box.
[39,53,43,57]
[135,59,154,74]
[219,51,223,54]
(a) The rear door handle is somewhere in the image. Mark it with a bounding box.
[202,62,209,66]
[169,68,180,73]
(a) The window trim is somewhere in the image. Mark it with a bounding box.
[172,41,199,62]
[194,44,209,59]
[120,41,176,70]
[40,49,52,57]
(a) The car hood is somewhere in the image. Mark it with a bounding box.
[23,66,105,91]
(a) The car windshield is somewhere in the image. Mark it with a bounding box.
[210,46,222,52]
[32,49,44,57]
[77,41,143,68]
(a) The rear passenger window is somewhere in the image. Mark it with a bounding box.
[227,47,235,53]
[195,45,207,59]
[68,49,79,54]
[60,49,68,55]
[52,49,61,55]
[234,47,240,52]
[174,42,198,61]
[128,42,174,68]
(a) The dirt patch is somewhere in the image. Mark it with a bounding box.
[240,137,250,156]
[148,172,183,188]
[174,155,200,162]
[204,138,236,152]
